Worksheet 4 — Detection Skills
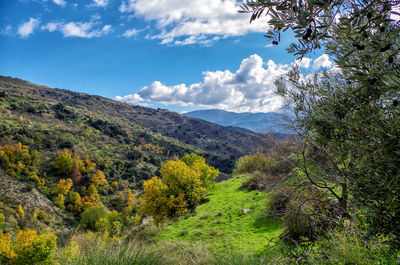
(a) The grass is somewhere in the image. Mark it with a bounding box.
[158,175,282,255]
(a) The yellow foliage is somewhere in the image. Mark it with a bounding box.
[59,239,80,263]
[0,143,39,179]
[83,154,96,173]
[56,178,73,195]
[141,154,217,224]
[18,204,25,217]
[68,191,82,213]
[110,181,118,192]
[54,193,65,209]
[0,230,17,261]
[120,189,137,215]
[161,160,205,207]
[81,184,101,210]
[1,229,57,264]
[141,176,187,224]
[95,217,109,232]
[53,150,73,176]
[90,170,107,187]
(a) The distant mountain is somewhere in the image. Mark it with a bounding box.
[184,109,294,134]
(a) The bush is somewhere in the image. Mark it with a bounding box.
[79,206,108,231]
[233,152,269,175]
[305,227,399,265]
[0,229,57,265]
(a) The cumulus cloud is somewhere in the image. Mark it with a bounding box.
[116,54,291,113]
[18,18,40,38]
[119,0,268,45]
[313,54,332,70]
[42,21,111,38]
[52,0,66,6]
[296,57,312,68]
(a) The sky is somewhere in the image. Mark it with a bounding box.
[0,0,332,113]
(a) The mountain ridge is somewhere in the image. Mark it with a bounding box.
[184,109,294,134]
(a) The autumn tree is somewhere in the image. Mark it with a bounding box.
[0,229,57,264]
[53,150,73,177]
[141,176,187,224]
[56,178,73,195]
[141,153,218,224]
[90,170,107,187]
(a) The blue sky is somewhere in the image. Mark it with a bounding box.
[0,0,332,113]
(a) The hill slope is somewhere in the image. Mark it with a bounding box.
[0,76,272,172]
[158,176,282,254]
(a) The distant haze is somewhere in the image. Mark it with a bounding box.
[184,109,294,134]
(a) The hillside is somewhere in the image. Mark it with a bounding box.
[185,109,294,134]
[0,75,274,232]
[158,176,282,254]
[0,76,272,172]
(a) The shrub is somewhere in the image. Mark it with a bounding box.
[53,150,73,177]
[79,206,108,231]
[0,229,57,265]
[305,227,399,265]
[90,170,107,187]
[233,152,269,175]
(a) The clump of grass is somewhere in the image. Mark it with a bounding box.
[56,232,165,265]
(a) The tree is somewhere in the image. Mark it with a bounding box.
[141,153,218,224]
[56,178,73,195]
[242,0,400,245]
[90,170,108,187]
[53,150,73,177]
[141,176,187,224]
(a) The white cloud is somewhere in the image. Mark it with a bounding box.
[0,25,13,36]
[41,22,60,32]
[91,0,108,7]
[313,54,333,70]
[52,0,66,6]
[42,21,111,38]
[119,0,268,45]
[18,18,40,38]
[61,22,111,37]
[115,94,143,104]
[116,54,291,113]
[123,28,139,37]
[296,57,312,68]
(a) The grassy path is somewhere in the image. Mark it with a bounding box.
[158,176,282,254]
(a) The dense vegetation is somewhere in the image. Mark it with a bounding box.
[1,0,400,263]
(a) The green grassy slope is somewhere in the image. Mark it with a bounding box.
[158,176,282,255]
